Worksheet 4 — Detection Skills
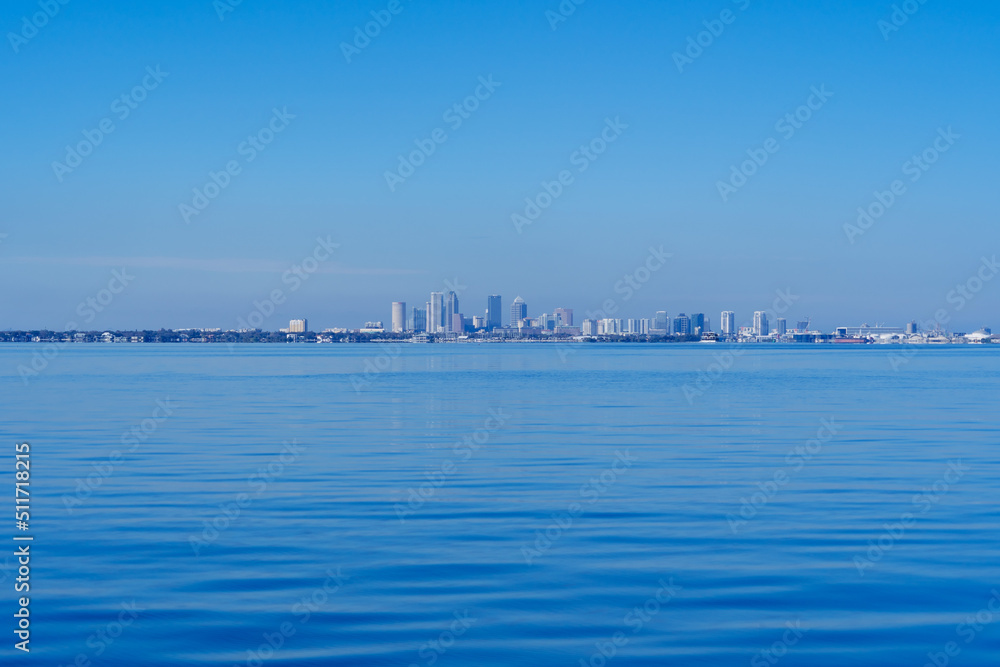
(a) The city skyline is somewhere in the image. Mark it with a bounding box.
[4,2,998,333]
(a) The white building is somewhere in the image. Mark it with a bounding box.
[429,292,444,333]
[289,319,308,333]
[721,311,735,336]
[753,311,768,337]
[391,302,406,333]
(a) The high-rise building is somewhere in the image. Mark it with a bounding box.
[486,295,502,330]
[411,307,427,332]
[445,292,459,332]
[753,311,769,337]
[673,314,691,336]
[391,302,406,333]
[776,318,787,337]
[905,320,918,335]
[289,319,307,333]
[554,308,573,327]
[691,313,705,336]
[429,292,444,333]
[472,315,485,329]
[625,319,648,334]
[582,319,598,336]
[451,313,464,334]
[721,311,736,335]
[654,311,669,332]
[600,318,623,335]
[510,296,527,328]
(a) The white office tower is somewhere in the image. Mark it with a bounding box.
[486,295,502,330]
[391,302,406,333]
[429,292,445,333]
[753,311,769,337]
[626,318,647,334]
[600,318,622,335]
[445,291,459,332]
[721,311,736,336]
[510,296,527,328]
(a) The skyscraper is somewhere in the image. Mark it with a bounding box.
[753,311,769,337]
[776,318,787,337]
[721,311,736,335]
[691,313,705,336]
[673,314,690,335]
[510,296,527,328]
[391,302,406,333]
[653,311,669,332]
[429,292,444,333]
[554,308,573,327]
[445,291,459,332]
[486,295,502,330]
[412,307,427,333]
[288,319,307,333]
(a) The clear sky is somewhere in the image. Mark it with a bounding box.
[2,0,998,332]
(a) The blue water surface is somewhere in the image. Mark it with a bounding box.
[1,343,998,666]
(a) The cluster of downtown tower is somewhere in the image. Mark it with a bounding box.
[386,293,779,338]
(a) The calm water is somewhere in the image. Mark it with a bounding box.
[2,344,998,666]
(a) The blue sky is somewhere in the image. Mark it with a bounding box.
[2,0,998,331]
